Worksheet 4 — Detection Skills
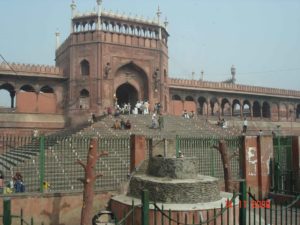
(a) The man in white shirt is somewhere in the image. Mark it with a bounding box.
[243,117,248,133]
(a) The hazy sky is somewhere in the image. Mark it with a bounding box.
[0,0,300,92]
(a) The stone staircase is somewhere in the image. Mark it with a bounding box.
[3,114,298,193]
[80,114,241,138]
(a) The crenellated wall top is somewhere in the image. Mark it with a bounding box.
[169,78,300,98]
[0,62,63,76]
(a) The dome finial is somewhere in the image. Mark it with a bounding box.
[156,5,162,21]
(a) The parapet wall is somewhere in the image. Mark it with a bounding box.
[0,192,112,225]
[0,62,63,76]
[169,78,300,98]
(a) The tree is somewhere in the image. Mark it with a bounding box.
[213,139,238,192]
[77,137,108,225]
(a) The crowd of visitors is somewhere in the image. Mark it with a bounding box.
[0,171,26,194]
[105,100,162,117]
[217,118,228,129]
[150,113,164,130]
[181,110,195,119]
[112,119,131,130]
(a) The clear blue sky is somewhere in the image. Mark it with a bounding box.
[0,0,300,91]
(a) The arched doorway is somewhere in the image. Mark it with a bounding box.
[116,83,138,107]
[79,89,90,109]
[114,62,149,107]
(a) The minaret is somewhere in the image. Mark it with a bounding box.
[70,0,77,32]
[96,0,102,30]
[55,30,60,50]
[156,6,162,39]
[200,70,204,81]
[231,65,236,84]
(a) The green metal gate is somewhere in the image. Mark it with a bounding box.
[273,136,294,194]
[176,136,242,179]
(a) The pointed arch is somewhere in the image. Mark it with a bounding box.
[221,98,231,116]
[80,59,90,76]
[271,102,279,121]
[185,96,194,101]
[296,104,300,119]
[243,100,251,117]
[262,101,271,118]
[172,95,181,100]
[210,97,219,116]
[198,96,207,116]
[40,85,54,93]
[253,101,261,118]
[79,89,90,109]
[116,83,138,107]
[115,61,149,102]
[279,103,288,119]
[0,83,16,108]
[80,89,90,97]
[20,84,35,92]
[232,99,241,117]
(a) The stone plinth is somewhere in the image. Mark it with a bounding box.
[111,193,239,225]
[147,157,197,179]
[128,174,220,203]
[128,157,220,203]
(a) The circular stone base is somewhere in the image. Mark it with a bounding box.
[128,174,221,203]
[147,157,198,179]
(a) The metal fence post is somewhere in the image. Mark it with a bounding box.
[20,208,23,225]
[239,180,246,225]
[175,135,179,157]
[39,135,45,193]
[141,189,149,225]
[3,197,11,225]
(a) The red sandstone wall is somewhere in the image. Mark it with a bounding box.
[170,100,183,116]
[258,136,273,198]
[244,136,259,195]
[16,92,37,113]
[0,192,112,225]
[243,136,277,198]
[38,93,57,113]
[111,198,238,225]
[130,135,147,172]
[183,101,196,113]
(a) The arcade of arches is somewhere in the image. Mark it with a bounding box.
[0,83,57,113]
[170,93,300,121]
